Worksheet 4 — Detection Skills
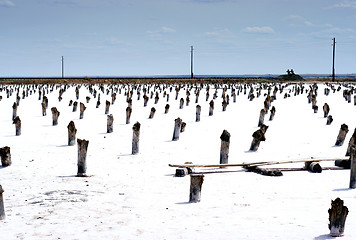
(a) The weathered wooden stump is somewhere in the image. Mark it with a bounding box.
[220,130,230,165]
[189,174,204,203]
[77,138,89,177]
[209,100,214,116]
[154,95,159,104]
[126,107,132,124]
[328,198,348,237]
[179,98,184,109]
[312,105,318,113]
[69,100,73,106]
[41,102,47,116]
[96,100,100,108]
[349,147,356,188]
[327,115,333,125]
[305,161,322,173]
[222,100,227,111]
[269,106,276,121]
[132,122,141,155]
[111,93,116,104]
[51,107,60,126]
[180,122,186,132]
[79,102,86,119]
[106,99,112,114]
[335,124,349,146]
[143,95,149,107]
[72,101,78,112]
[258,109,266,127]
[346,128,356,156]
[0,185,5,220]
[107,114,114,133]
[354,95,356,106]
[148,107,156,119]
[0,146,11,167]
[172,117,182,141]
[196,105,201,122]
[249,129,266,151]
[164,104,170,114]
[86,96,90,103]
[323,103,330,118]
[67,121,77,146]
[13,116,21,136]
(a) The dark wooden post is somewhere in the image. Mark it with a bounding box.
[72,101,78,112]
[51,107,60,126]
[148,107,156,119]
[111,93,116,104]
[69,100,73,106]
[105,100,111,114]
[77,138,89,177]
[220,130,230,165]
[249,129,266,151]
[346,128,356,156]
[186,96,190,106]
[327,115,333,125]
[206,92,210,101]
[335,124,349,146]
[164,104,170,114]
[0,185,5,220]
[67,121,77,146]
[305,161,322,173]
[196,105,201,122]
[222,99,227,111]
[132,122,141,155]
[354,95,356,106]
[143,94,149,107]
[323,103,330,118]
[172,117,182,141]
[349,147,356,188]
[313,105,318,113]
[328,198,348,237]
[107,114,114,133]
[179,98,184,109]
[154,94,159,104]
[269,106,276,121]
[12,102,17,120]
[126,107,132,124]
[79,103,86,119]
[209,100,214,116]
[13,116,21,136]
[0,146,11,167]
[41,102,46,116]
[189,174,204,203]
[96,100,101,108]
[86,96,90,103]
[180,122,186,132]
[258,109,266,127]
[166,93,170,102]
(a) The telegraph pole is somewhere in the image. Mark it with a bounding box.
[190,46,194,79]
[61,56,64,78]
[332,38,336,81]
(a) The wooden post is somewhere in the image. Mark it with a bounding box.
[111,93,116,104]
[41,102,47,116]
[143,95,149,107]
[335,124,349,146]
[269,106,276,121]
[249,129,266,151]
[132,122,141,155]
[86,96,90,103]
[72,101,78,112]
[77,138,89,177]
[189,174,204,203]
[107,114,114,133]
[323,103,330,118]
[96,100,101,108]
[186,96,190,106]
[312,105,318,113]
[172,117,182,141]
[126,107,132,124]
[75,87,79,100]
[148,107,156,119]
[13,116,21,136]
[69,100,73,106]
[354,95,356,106]
[51,107,60,126]
[12,102,18,120]
[209,100,214,116]
[349,147,356,188]
[327,115,333,125]
[164,104,170,114]
[305,161,322,173]
[258,109,266,127]
[67,121,77,146]
[220,130,230,165]
[328,198,348,237]
[222,99,227,111]
[346,128,356,156]
[180,122,186,132]
[154,94,159,104]
[179,98,184,109]
[0,146,11,167]
[0,185,5,220]
[196,105,201,122]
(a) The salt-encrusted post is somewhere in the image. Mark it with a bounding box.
[172,117,182,141]
[12,102,17,120]
[111,93,116,104]
[269,106,276,121]
[75,87,79,100]
[222,100,227,111]
[328,198,348,237]
[249,129,266,151]
[132,122,141,155]
[196,105,201,122]
[335,124,349,146]
[258,109,266,127]
[149,107,156,119]
[323,103,330,118]
[0,185,5,220]
[51,107,60,126]
[220,130,230,165]
[13,116,21,136]
[126,107,132,124]
[0,146,11,167]
[79,103,86,119]
[189,174,204,203]
[72,101,78,112]
[107,114,114,133]
[209,100,214,116]
[143,95,149,107]
[327,115,333,125]
[179,98,184,109]
[105,100,110,114]
[164,104,170,114]
[67,121,77,146]
[77,138,89,177]
[41,102,46,116]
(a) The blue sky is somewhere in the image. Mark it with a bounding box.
[0,0,356,77]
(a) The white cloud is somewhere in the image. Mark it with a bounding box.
[205,28,233,37]
[328,1,356,9]
[288,15,315,27]
[244,26,275,34]
[161,26,176,33]
[146,26,176,42]
[0,0,15,7]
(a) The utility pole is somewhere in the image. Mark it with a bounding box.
[190,46,194,79]
[332,38,336,81]
[61,56,64,78]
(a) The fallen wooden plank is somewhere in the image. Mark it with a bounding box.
[169,158,349,168]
